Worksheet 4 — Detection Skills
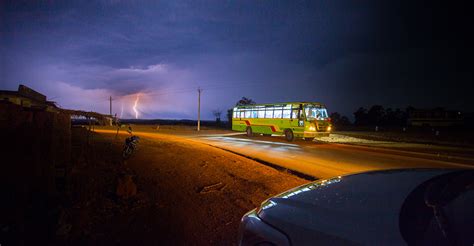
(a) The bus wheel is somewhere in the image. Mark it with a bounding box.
[246,127,253,137]
[304,137,315,141]
[284,129,294,142]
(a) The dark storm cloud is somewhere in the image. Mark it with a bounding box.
[1,0,472,119]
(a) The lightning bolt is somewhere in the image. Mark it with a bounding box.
[120,102,124,118]
[133,94,140,119]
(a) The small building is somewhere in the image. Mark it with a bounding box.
[407,108,463,127]
[1,84,113,126]
[0,84,59,112]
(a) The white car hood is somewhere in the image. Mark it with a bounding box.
[257,169,453,245]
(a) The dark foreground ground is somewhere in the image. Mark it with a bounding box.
[52,127,306,245]
[4,123,473,245]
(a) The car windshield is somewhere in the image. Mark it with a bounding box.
[305,105,328,120]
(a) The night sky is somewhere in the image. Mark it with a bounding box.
[1,1,472,120]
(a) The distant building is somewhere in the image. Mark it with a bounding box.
[1,84,115,126]
[0,84,59,112]
[407,108,463,127]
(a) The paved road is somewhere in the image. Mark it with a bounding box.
[189,134,474,179]
[94,128,473,180]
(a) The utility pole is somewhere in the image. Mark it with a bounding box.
[197,87,202,131]
[109,96,113,116]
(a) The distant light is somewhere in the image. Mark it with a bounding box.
[327,126,332,131]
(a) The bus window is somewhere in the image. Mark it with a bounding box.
[265,107,274,118]
[251,111,258,118]
[282,105,291,118]
[245,110,251,118]
[291,109,300,119]
[274,107,283,118]
[305,105,329,120]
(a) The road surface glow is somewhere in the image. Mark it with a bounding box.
[204,136,300,148]
[195,135,471,179]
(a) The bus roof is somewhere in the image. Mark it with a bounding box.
[235,102,326,108]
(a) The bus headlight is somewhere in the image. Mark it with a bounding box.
[327,126,332,131]
[309,125,315,131]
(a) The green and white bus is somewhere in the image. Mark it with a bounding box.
[232,102,332,141]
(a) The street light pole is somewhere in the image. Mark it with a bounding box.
[109,96,113,116]
[197,87,202,131]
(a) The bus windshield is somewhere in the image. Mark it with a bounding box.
[305,105,328,120]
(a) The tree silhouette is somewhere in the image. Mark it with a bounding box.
[340,116,351,125]
[212,109,222,124]
[236,97,256,106]
[330,112,351,126]
[330,112,341,122]
[354,107,368,125]
[367,105,384,125]
[383,108,405,126]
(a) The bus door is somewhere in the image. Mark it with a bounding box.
[291,104,304,127]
